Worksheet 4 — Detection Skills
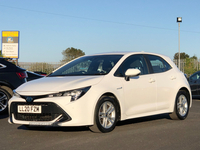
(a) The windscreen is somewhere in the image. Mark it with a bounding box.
[49,55,123,76]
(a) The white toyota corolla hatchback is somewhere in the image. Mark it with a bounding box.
[8,52,192,133]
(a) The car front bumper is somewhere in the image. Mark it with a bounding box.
[8,95,95,127]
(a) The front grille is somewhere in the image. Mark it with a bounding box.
[10,102,71,122]
[16,113,53,121]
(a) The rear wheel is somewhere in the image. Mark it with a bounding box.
[89,96,119,133]
[169,90,189,120]
[0,87,11,114]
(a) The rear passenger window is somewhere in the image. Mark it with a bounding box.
[147,55,172,73]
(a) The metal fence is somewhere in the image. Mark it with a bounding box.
[173,59,200,74]
[19,62,64,75]
[173,59,186,72]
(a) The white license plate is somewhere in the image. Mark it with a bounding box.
[18,105,42,113]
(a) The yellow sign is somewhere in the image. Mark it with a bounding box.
[2,31,19,58]
[2,31,19,37]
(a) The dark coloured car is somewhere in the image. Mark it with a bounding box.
[0,58,27,114]
[26,71,44,81]
[188,71,200,98]
[34,71,47,76]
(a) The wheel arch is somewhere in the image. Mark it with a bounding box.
[0,81,14,90]
[179,87,192,107]
[89,92,121,132]
[97,92,121,121]
[169,87,191,120]
[0,82,14,96]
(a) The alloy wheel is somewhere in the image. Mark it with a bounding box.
[98,101,116,129]
[0,91,8,112]
[177,94,188,117]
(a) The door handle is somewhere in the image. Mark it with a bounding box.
[149,78,155,83]
[170,76,176,80]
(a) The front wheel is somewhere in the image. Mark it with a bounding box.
[89,96,119,133]
[169,90,189,120]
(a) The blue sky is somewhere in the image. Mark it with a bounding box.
[0,0,200,62]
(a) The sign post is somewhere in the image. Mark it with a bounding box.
[1,31,19,65]
[176,17,182,70]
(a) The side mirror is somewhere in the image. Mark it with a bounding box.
[125,69,141,81]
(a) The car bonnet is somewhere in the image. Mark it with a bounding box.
[16,75,104,96]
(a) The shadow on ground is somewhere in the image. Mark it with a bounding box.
[17,113,171,132]
[18,125,90,132]
[117,113,171,126]
[0,114,9,119]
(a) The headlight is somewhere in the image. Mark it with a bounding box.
[48,86,91,101]
[13,90,21,98]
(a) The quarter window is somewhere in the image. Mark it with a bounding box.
[146,55,172,73]
[0,63,6,69]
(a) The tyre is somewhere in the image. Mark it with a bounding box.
[89,96,119,133]
[169,90,189,120]
[0,87,11,114]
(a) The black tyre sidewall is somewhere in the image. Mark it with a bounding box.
[175,91,189,120]
[94,97,119,133]
[0,88,11,114]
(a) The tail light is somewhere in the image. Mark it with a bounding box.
[16,71,28,79]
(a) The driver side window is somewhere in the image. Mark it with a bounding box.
[114,54,148,77]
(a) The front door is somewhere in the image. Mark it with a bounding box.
[114,54,157,118]
[123,74,157,117]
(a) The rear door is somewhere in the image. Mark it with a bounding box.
[144,54,176,111]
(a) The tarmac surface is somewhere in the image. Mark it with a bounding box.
[1,99,200,150]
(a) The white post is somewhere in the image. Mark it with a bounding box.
[178,23,180,70]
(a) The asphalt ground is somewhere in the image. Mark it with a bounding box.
[1,99,200,150]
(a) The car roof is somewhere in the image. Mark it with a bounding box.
[86,51,171,59]
[86,51,176,70]
[190,70,200,76]
[53,51,174,74]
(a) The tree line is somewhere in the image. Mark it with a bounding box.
[173,52,199,76]
[1,48,200,76]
